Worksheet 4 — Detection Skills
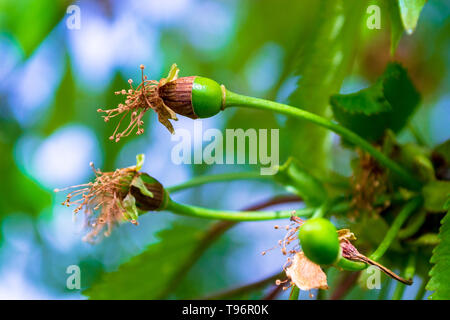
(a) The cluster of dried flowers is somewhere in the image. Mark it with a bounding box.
[54,155,159,243]
[97,64,181,142]
[351,149,390,216]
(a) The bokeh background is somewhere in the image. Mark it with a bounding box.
[0,0,448,299]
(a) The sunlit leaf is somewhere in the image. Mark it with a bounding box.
[398,0,427,34]
[135,154,145,172]
[285,0,367,174]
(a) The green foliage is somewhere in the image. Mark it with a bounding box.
[388,0,427,55]
[285,0,367,174]
[388,0,405,55]
[84,223,204,299]
[0,138,51,222]
[398,0,427,34]
[422,181,450,213]
[330,63,420,142]
[427,200,450,299]
[274,158,327,206]
[0,0,67,56]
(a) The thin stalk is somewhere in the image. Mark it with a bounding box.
[398,209,427,239]
[165,198,350,222]
[225,90,422,190]
[392,253,416,300]
[369,197,423,261]
[289,286,300,300]
[264,283,284,300]
[166,171,269,193]
[204,271,283,300]
[330,272,360,300]
[378,278,392,300]
[414,276,429,300]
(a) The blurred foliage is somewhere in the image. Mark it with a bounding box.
[285,0,367,175]
[0,0,68,56]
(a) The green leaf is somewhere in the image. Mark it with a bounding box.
[398,0,427,34]
[427,203,450,299]
[330,62,420,142]
[422,181,450,213]
[83,224,204,299]
[131,175,154,198]
[166,63,179,82]
[388,0,404,56]
[0,0,67,56]
[120,193,139,222]
[135,154,145,171]
[284,0,367,174]
[40,60,76,135]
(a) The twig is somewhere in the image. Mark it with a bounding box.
[202,271,284,300]
[330,271,360,300]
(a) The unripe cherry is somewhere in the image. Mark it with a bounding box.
[299,218,340,265]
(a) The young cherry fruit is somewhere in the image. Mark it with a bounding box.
[299,218,340,265]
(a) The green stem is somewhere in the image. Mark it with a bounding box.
[398,209,426,239]
[414,277,429,300]
[166,198,350,221]
[164,199,349,221]
[225,90,422,190]
[392,253,416,300]
[289,286,300,300]
[369,197,422,261]
[166,171,269,193]
[204,271,284,300]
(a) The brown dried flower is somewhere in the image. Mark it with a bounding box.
[285,252,329,291]
[350,149,389,216]
[97,64,181,141]
[54,155,166,242]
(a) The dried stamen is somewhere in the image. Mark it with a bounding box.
[98,64,180,141]
[54,162,138,242]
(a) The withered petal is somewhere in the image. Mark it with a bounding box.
[285,251,328,291]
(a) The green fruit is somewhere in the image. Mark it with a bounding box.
[299,218,340,265]
[191,77,223,118]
